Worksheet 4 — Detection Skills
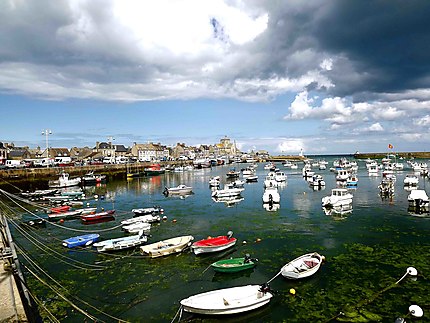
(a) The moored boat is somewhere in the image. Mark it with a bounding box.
[180,284,273,315]
[121,214,161,225]
[211,186,244,198]
[140,235,194,258]
[122,221,151,234]
[321,188,353,208]
[163,184,193,196]
[62,234,100,248]
[262,187,280,204]
[131,206,164,216]
[211,254,258,273]
[80,210,115,223]
[93,231,148,252]
[48,172,81,188]
[144,163,166,176]
[191,231,236,255]
[280,252,325,279]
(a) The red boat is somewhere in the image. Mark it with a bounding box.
[50,205,71,213]
[191,231,236,255]
[81,210,115,224]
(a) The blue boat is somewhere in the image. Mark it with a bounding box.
[62,234,100,248]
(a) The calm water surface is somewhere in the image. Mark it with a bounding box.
[10,157,430,322]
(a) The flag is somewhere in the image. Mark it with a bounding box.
[388,144,393,149]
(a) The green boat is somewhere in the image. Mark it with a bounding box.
[211,254,258,273]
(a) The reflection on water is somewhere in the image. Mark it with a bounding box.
[8,159,430,322]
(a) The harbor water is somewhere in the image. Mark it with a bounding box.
[5,157,430,322]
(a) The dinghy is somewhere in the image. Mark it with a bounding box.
[62,234,100,248]
[93,231,147,252]
[140,235,194,258]
[280,252,324,279]
[211,254,257,273]
[180,284,273,315]
[191,231,236,255]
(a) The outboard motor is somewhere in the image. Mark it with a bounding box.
[227,230,233,240]
[244,253,251,263]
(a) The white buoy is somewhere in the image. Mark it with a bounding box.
[407,266,418,276]
[409,304,423,317]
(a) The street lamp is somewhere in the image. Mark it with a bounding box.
[42,129,52,158]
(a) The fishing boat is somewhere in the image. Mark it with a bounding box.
[407,189,429,212]
[211,254,258,273]
[80,210,115,223]
[226,168,240,179]
[280,252,324,279]
[140,235,194,258]
[121,214,161,225]
[131,206,164,216]
[191,231,237,255]
[211,186,244,198]
[62,234,100,248]
[48,172,81,188]
[245,175,258,182]
[144,163,165,176]
[403,174,419,186]
[122,221,151,234]
[81,171,107,185]
[321,188,353,208]
[93,231,148,252]
[163,184,193,196]
[180,284,273,315]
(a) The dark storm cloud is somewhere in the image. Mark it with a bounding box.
[312,0,430,96]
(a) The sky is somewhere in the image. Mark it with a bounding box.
[1,0,430,155]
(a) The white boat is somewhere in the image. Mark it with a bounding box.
[280,252,324,279]
[211,186,244,198]
[226,179,245,189]
[180,284,273,315]
[163,184,193,196]
[140,235,194,258]
[121,214,161,225]
[274,171,287,182]
[378,178,395,196]
[48,172,81,188]
[245,175,258,182]
[263,172,277,188]
[262,187,280,204]
[335,169,349,181]
[122,222,151,234]
[407,189,429,210]
[368,164,379,176]
[346,175,358,186]
[321,188,353,208]
[93,231,148,252]
[404,174,419,186]
[309,174,325,188]
[131,206,164,216]
[209,176,221,187]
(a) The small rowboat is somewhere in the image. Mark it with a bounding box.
[62,234,100,248]
[80,210,115,223]
[93,231,147,252]
[180,284,273,315]
[163,184,193,196]
[122,222,151,234]
[191,231,236,255]
[49,205,71,213]
[140,235,194,258]
[121,214,161,225]
[211,254,257,273]
[48,209,82,221]
[131,206,164,216]
[280,252,324,279]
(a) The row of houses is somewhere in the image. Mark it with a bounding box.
[0,137,268,163]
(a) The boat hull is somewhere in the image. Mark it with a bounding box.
[211,258,257,273]
[180,285,272,315]
[62,234,100,248]
[192,237,237,255]
[140,235,194,258]
[281,252,324,279]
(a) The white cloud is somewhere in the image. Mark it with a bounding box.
[367,122,384,132]
[277,139,305,154]
[414,115,430,126]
